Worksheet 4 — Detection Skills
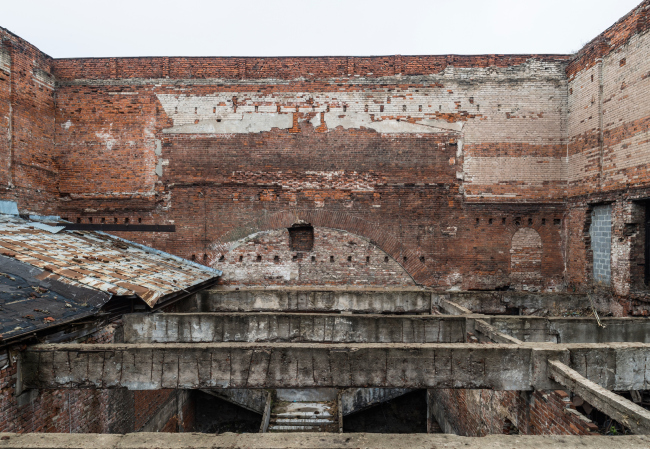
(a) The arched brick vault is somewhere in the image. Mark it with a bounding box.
[503,221,562,281]
[208,209,434,286]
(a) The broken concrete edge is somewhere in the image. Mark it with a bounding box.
[474,319,523,345]
[259,390,272,433]
[548,360,650,435]
[438,299,473,315]
[0,433,649,448]
[200,388,267,415]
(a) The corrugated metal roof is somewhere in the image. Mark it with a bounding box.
[0,214,221,307]
[0,254,108,342]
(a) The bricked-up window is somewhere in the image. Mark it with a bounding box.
[590,204,612,285]
[288,224,314,252]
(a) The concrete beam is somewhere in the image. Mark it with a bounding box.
[488,316,650,343]
[122,313,466,344]
[0,432,649,448]
[20,342,650,391]
[188,289,433,314]
[548,360,650,435]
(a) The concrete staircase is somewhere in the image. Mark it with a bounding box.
[267,389,339,433]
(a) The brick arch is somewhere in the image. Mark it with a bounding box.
[208,209,433,285]
[501,219,564,280]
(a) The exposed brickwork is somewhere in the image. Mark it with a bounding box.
[566,1,650,300]
[0,325,134,434]
[510,228,543,290]
[0,28,58,214]
[429,389,599,436]
[217,227,415,286]
[134,390,175,430]
[0,324,186,434]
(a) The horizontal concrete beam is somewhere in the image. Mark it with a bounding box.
[441,291,593,315]
[122,313,466,344]
[0,433,649,448]
[189,289,433,313]
[548,360,650,435]
[20,342,650,391]
[488,316,650,343]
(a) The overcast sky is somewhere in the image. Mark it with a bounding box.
[1,0,643,58]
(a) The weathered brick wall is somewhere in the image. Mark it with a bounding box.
[0,324,184,434]
[2,1,650,292]
[46,54,569,290]
[134,390,175,431]
[510,228,544,290]
[0,325,134,433]
[429,389,598,436]
[217,227,415,286]
[565,1,650,296]
[0,27,58,214]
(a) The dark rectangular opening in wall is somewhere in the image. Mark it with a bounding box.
[289,224,314,252]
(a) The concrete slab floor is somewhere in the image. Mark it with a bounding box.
[0,433,649,448]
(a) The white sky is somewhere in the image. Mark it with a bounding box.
[1,0,644,58]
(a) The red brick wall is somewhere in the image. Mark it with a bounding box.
[2,1,650,293]
[47,53,569,290]
[0,325,134,434]
[429,388,598,436]
[0,324,189,434]
[134,390,175,430]
[0,27,58,214]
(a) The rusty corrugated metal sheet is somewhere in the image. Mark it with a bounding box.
[0,215,221,307]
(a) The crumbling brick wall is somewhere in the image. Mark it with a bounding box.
[217,227,415,286]
[46,52,569,290]
[428,389,598,436]
[565,1,650,300]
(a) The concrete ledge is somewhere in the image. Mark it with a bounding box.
[192,290,432,313]
[122,313,466,344]
[0,433,649,448]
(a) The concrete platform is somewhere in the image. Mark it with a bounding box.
[0,433,648,448]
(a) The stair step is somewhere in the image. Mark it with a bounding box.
[271,418,335,425]
[268,425,322,431]
[273,411,334,418]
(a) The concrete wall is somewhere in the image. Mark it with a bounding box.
[21,341,650,391]
[189,289,433,314]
